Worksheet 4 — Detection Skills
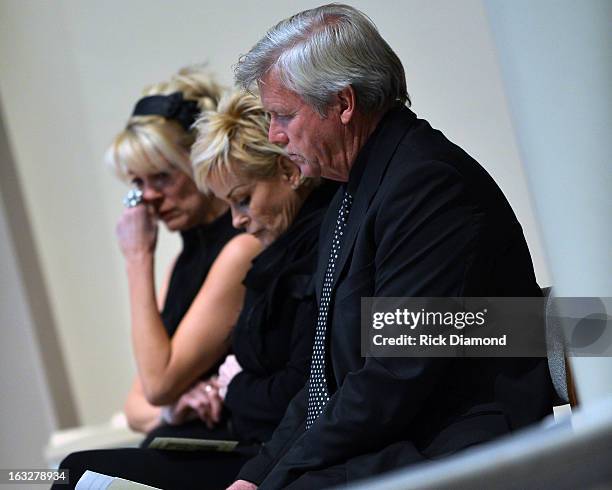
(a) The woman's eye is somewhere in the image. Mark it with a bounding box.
[156,172,170,181]
[131,178,144,189]
[237,196,251,208]
[152,172,172,187]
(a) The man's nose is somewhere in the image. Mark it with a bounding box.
[268,119,289,145]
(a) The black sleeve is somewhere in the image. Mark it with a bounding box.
[224,296,316,435]
[236,386,308,485]
[258,160,480,488]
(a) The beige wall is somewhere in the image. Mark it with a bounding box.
[0,187,56,468]
[0,0,550,426]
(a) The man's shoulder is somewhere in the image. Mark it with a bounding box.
[386,114,472,177]
[375,111,501,205]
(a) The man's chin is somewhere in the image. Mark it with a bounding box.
[297,161,321,178]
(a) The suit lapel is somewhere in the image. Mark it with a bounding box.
[330,107,417,290]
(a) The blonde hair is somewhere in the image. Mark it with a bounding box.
[106,66,224,181]
[192,90,302,193]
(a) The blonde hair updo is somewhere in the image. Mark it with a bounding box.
[106,66,223,182]
[191,90,315,193]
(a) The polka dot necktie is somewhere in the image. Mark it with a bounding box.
[306,189,353,429]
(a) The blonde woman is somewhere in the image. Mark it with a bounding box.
[109,68,261,436]
[56,90,336,490]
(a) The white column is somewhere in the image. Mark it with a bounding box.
[485,0,612,404]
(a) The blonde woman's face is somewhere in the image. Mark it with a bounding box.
[129,168,207,231]
[206,163,303,247]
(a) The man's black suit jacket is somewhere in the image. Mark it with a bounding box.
[238,106,554,489]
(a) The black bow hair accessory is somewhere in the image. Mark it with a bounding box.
[131,92,200,130]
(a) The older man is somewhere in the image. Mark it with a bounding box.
[229,4,553,489]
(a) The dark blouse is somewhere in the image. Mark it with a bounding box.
[52,186,336,490]
[160,210,238,337]
[224,181,337,443]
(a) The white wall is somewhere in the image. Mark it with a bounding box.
[0,0,550,426]
[485,0,612,404]
[0,190,56,470]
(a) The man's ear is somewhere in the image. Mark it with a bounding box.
[278,156,302,188]
[338,85,356,125]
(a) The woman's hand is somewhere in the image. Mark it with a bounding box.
[217,354,243,400]
[226,481,257,490]
[168,379,224,429]
[161,399,197,426]
[116,204,158,260]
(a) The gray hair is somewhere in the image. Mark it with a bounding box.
[234,3,409,115]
